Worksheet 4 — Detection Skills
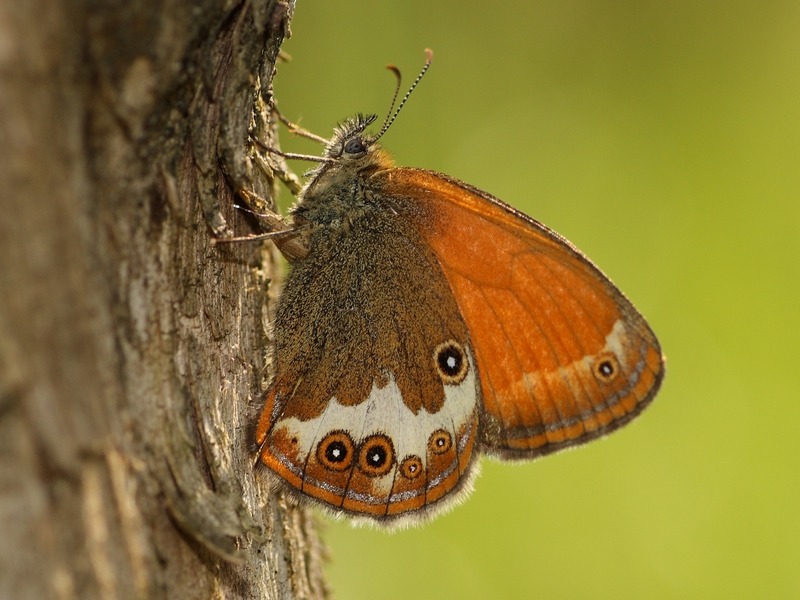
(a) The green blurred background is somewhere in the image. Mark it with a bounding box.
[273,1,799,598]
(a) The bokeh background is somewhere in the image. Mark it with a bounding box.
[273,1,799,598]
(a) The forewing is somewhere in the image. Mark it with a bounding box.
[376,168,664,459]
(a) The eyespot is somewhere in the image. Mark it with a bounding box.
[399,456,423,480]
[428,430,452,455]
[316,431,355,472]
[358,434,395,477]
[593,353,621,384]
[343,137,366,155]
[433,340,469,385]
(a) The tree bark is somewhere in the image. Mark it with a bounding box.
[0,1,328,598]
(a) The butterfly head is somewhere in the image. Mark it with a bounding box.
[322,113,394,171]
[288,50,434,213]
[296,114,395,206]
[325,114,378,159]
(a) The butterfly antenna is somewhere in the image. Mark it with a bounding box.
[380,64,403,133]
[373,48,433,142]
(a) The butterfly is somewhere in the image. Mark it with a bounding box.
[238,50,664,527]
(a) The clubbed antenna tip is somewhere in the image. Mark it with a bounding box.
[374,49,434,142]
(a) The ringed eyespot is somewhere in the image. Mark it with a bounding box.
[316,431,355,472]
[433,340,469,384]
[358,434,395,477]
[399,456,424,480]
[593,353,621,384]
[428,429,453,455]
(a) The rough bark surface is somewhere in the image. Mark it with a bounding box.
[0,0,328,598]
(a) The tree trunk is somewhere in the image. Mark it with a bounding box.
[0,1,328,598]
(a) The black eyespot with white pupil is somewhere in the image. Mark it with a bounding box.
[343,137,366,155]
[369,447,384,463]
[316,431,354,472]
[327,443,346,461]
[434,340,469,384]
[593,353,621,383]
[358,434,395,477]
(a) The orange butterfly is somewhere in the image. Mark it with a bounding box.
[243,50,664,526]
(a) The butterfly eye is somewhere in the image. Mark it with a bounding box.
[428,430,453,455]
[433,340,469,384]
[358,434,395,477]
[343,137,366,155]
[399,456,424,480]
[316,431,355,471]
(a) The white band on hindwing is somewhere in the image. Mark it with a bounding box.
[269,348,479,504]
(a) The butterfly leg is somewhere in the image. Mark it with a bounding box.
[250,137,304,196]
[271,104,329,145]
[212,189,308,260]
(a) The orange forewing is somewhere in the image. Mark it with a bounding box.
[377,168,664,458]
